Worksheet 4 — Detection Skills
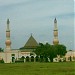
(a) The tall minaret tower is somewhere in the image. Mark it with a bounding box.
[53,18,59,45]
[5,19,11,51]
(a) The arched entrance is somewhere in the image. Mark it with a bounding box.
[12,57,15,63]
[70,56,72,61]
[11,54,15,63]
[21,56,25,60]
[35,56,39,62]
[20,56,25,62]
[31,56,34,62]
[26,56,29,62]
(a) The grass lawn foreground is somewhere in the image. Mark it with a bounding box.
[0,62,75,75]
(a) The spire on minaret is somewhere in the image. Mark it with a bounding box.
[7,19,10,24]
[5,19,11,51]
[53,18,59,45]
[6,19,10,31]
[54,18,58,31]
[54,18,57,23]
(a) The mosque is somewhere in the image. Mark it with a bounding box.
[0,18,75,63]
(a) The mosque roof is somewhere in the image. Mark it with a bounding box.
[24,34,39,49]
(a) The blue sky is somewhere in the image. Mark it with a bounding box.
[0,0,74,50]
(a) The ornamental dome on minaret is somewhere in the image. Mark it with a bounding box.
[53,39,59,45]
[5,40,11,46]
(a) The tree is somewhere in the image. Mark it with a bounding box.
[47,45,57,62]
[34,43,57,62]
[54,44,67,57]
[34,43,49,62]
[34,43,67,62]
[48,44,67,62]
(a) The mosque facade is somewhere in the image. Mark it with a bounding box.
[0,18,75,63]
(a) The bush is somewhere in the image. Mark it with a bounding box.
[0,59,4,63]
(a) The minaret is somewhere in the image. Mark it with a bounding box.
[5,19,11,51]
[53,18,59,45]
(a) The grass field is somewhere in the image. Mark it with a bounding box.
[0,62,75,75]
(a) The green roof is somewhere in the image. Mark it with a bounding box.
[24,35,38,49]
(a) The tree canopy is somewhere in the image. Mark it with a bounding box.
[34,43,67,62]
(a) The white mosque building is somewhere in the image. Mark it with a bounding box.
[0,18,75,63]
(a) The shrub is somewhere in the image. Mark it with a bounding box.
[0,59,4,63]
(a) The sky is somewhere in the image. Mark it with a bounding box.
[0,0,74,50]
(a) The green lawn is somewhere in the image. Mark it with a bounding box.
[0,62,75,75]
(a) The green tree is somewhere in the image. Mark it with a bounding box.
[54,44,67,57]
[47,45,57,62]
[34,43,67,62]
[48,44,67,62]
